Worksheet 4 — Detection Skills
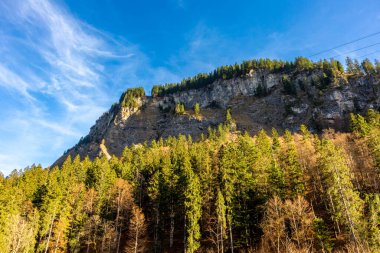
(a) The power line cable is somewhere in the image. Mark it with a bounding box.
[357,49,380,59]
[329,42,380,59]
[309,31,380,57]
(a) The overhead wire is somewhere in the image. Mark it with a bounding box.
[328,42,380,59]
[357,49,380,59]
[308,31,380,58]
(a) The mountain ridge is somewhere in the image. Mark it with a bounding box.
[53,57,380,166]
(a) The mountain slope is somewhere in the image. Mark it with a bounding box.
[4,58,380,253]
[54,59,380,166]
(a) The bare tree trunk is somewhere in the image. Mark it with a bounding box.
[184,215,187,253]
[216,223,220,253]
[86,239,90,253]
[170,200,175,248]
[154,206,159,253]
[53,228,61,253]
[134,226,139,253]
[275,199,281,253]
[94,221,98,252]
[292,213,300,248]
[229,220,234,253]
[101,225,105,252]
[332,163,360,245]
[115,187,122,253]
[86,223,91,253]
[44,210,56,253]
[328,192,341,235]
[117,228,122,253]
[220,220,224,253]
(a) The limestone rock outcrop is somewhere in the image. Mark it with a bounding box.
[53,70,380,166]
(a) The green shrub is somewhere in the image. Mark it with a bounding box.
[282,75,297,95]
[295,56,314,71]
[119,87,145,108]
[194,103,200,116]
[175,102,185,114]
[255,83,268,97]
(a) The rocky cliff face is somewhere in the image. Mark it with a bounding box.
[53,70,380,166]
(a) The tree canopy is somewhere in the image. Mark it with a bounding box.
[1,110,380,252]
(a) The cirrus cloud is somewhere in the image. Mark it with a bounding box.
[0,0,179,174]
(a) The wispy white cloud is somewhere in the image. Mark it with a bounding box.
[0,0,178,174]
[0,64,36,101]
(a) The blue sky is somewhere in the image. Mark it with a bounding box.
[0,0,379,175]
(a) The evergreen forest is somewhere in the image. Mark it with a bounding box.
[2,109,380,252]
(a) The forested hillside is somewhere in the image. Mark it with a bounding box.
[55,57,380,167]
[2,109,380,252]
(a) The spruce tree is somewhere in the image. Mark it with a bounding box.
[317,139,364,244]
[219,143,237,252]
[314,217,334,252]
[184,167,202,253]
[269,158,286,199]
[365,194,380,250]
[271,128,280,151]
[215,189,227,253]
[254,130,272,195]
[194,103,200,116]
[283,130,304,198]
[147,168,161,251]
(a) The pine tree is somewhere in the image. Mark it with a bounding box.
[346,57,357,74]
[160,151,178,249]
[271,128,280,151]
[249,130,272,198]
[66,183,86,252]
[225,108,236,131]
[175,103,185,114]
[317,139,364,245]
[147,168,161,251]
[219,143,240,252]
[314,217,334,252]
[365,194,380,250]
[184,167,202,253]
[130,146,146,207]
[269,158,286,199]
[215,189,227,253]
[361,59,376,75]
[369,129,380,173]
[35,168,64,253]
[6,111,380,251]
[282,130,304,198]
[219,134,260,248]
[361,110,380,174]
[300,124,311,140]
[194,103,200,116]
[350,113,371,136]
[234,134,258,247]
